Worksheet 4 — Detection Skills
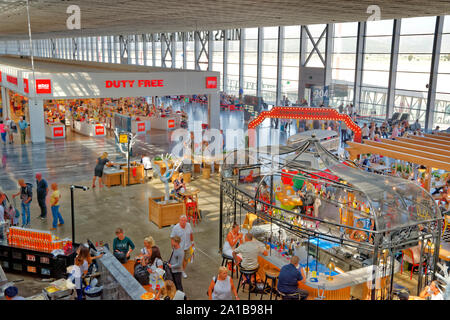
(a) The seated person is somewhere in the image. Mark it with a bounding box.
[172,172,186,196]
[222,223,243,257]
[259,181,270,200]
[277,255,309,300]
[155,280,186,300]
[419,281,443,300]
[232,233,267,283]
[113,228,135,263]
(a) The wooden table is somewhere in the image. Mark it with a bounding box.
[121,164,145,185]
[103,169,125,187]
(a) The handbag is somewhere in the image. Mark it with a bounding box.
[162,250,174,282]
[134,264,150,285]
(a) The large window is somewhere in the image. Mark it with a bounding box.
[226,29,240,95]
[175,33,183,68]
[435,15,450,129]
[261,26,278,104]
[186,32,195,69]
[281,26,300,103]
[242,28,258,96]
[360,19,394,118]
[330,22,358,108]
[145,35,153,66]
[154,36,162,67]
[212,30,224,91]
[394,16,436,124]
[305,24,327,68]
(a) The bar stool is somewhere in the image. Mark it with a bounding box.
[236,264,259,300]
[275,289,300,300]
[221,253,236,279]
[259,265,279,300]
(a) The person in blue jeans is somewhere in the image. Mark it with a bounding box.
[12,179,33,227]
[50,183,64,230]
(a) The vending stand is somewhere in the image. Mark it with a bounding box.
[0,55,220,143]
[45,122,66,139]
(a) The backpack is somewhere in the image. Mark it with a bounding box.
[134,264,150,286]
[23,183,33,199]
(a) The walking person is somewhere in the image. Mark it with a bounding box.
[12,179,33,227]
[0,120,6,145]
[18,116,28,144]
[208,266,240,300]
[5,117,16,144]
[170,215,194,279]
[50,183,64,230]
[168,236,185,291]
[35,173,48,219]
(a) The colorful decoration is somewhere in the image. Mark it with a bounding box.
[247,107,362,143]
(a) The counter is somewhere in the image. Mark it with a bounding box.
[103,167,125,187]
[45,123,66,139]
[72,120,106,137]
[258,253,400,300]
[150,115,180,130]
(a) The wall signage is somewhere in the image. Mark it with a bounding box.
[7,75,18,86]
[24,79,29,93]
[105,80,164,88]
[36,79,52,94]
[53,127,64,137]
[206,76,217,89]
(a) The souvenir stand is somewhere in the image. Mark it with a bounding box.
[220,135,442,300]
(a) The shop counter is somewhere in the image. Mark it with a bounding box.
[72,120,106,137]
[45,123,66,139]
[150,115,180,130]
[257,254,400,300]
[103,167,125,187]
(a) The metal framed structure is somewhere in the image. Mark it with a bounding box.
[220,136,442,300]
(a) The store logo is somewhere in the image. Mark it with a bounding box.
[95,126,105,135]
[53,127,64,137]
[7,75,18,86]
[24,79,29,93]
[206,76,217,89]
[36,79,52,94]
[138,122,145,132]
[168,119,175,128]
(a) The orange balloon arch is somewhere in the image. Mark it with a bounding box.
[248,107,362,143]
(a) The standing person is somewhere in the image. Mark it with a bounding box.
[113,227,135,263]
[12,179,33,227]
[49,183,64,230]
[170,215,194,279]
[0,120,6,145]
[208,266,240,300]
[277,255,309,300]
[68,255,84,300]
[18,116,28,144]
[76,245,104,276]
[168,236,185,291]
[92,152,115,188]
[361,123,369,140]
[35,173,48,219]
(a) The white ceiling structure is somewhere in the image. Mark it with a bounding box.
[0,0,449,40]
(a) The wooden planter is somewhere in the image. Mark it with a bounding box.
[149,196,186,229]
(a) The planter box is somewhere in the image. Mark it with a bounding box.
[149,196,186,228]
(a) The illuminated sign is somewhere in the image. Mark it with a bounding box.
[206,76,217,89]
[24,79,29,93]
[7,75,18,86]
[137,122,146,132]
[105,80,164,88]
[95,126,105,135]
[53,127,64,137]
[36,79,52,94]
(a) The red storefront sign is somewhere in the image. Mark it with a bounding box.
[53,127,64,137]
[7,75,18,86]
[105,80,164,88]
[137,122,145,132]
[24,79,29,93]
[206,76,217,89]
[36,79,52,94]
[95,126,105,135]
[168,119,175,128]
[0,71,2,83]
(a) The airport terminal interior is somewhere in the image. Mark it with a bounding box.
[0,0,449,301]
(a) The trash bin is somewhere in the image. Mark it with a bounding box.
[84,286,103,300]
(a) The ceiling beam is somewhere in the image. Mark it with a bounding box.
[379,138,450,157]
[346,142,450,171]
[363,140,450,163]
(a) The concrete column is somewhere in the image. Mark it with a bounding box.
[208,93,220,130]
[28,98,45,143]
[1,87,8,120]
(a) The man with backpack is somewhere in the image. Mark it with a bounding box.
[12,179,33,227]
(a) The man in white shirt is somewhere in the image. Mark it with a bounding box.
[232,233,266,270]
[170,215,193,278]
